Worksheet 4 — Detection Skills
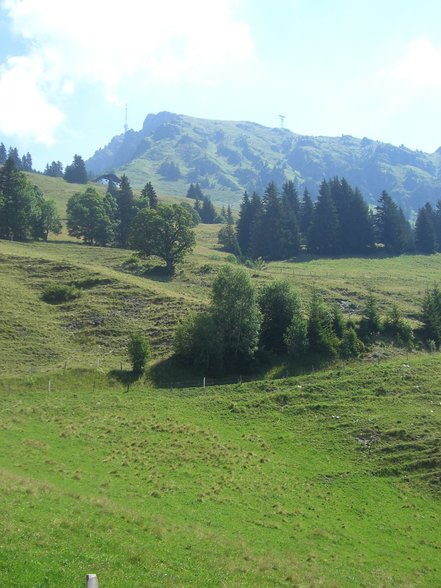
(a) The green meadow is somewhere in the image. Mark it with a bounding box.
[1,175,441,586]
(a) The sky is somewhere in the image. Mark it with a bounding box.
[1,0,441,170]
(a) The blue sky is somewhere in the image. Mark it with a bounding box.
[1,0,441,170]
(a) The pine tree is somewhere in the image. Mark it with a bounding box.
[299,188,314,244]
[375,191,408,254]
[308,181,340,254]
[0,157,37,240]
[115,174,135,248]
[236,191,252,255]
[141,181,158,209]
[421,285,441,347]
[218,205,241,256]
[281,181,301,257]
[64,154,88,184]
[260,181,284,259]
[415,203,437,253]
[44,161,64,177]
[0,142,7,165]
[247,192,264,259]
[282,180,300,216]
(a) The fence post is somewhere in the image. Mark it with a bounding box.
[203,377,206,389]
[85,573,99,587]
[48,379,51,393]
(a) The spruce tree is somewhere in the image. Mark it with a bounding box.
[308,181,340,254]
[141,181,158,209]
[236,191,252,255]
[0,157,36,240]
[247,192,264,259]
[375,191,408,254]
[115,174,135,248]
[299,188,314,245]
[260,181,284,259]
[0,142,6,165]
[64,154,88,184]
[415,203,437,253]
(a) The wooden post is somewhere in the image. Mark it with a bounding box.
[203,377,206,389]
[85,573,99,587]
[48,379,51,393]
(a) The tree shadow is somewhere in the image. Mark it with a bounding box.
[108,369,139,386]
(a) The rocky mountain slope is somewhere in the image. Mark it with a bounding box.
[86,111,441,212]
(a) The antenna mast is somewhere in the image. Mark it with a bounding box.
[124,104,128,134]
[279,114,286,129]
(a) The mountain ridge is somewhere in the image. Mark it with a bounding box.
[86,111,441,213]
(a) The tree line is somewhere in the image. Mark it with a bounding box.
[220,177,441,260]
[0,143,33,172]
[0,157,62,241]
[174,264,441,375]
[66,176,196,273]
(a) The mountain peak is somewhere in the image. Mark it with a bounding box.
[86,112,441,213]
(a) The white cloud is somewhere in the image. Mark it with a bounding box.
[0,54,64,144]
[385,38,441,89]
[0,0,254,143]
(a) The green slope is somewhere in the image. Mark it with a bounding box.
[1,356,441,586]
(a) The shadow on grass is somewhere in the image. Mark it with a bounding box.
[108,369,140,388]
[148,351,337,390]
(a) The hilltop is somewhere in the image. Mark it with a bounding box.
[86,111,441,213]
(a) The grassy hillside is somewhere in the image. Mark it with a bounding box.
[2,224,441,378]
[3,198,441,584]
[1,355,441,586]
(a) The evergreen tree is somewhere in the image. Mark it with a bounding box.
[299,187,314,244]
[282,180,300,216]
[141,181,158,209]
[186,183,203,200]
[308,181,340,254]
[21,152,33,172]
[115,174,135,248]
[280,191,301,258]
[307,291,339,356]
[199,196,217,223]
[217,205,241,256]
[247,192,264,259]
[64,154,88,184]
[0,142,6,165]
[421,285,441,347]
[0,157,37,240]
[415,203,437,253]
[434,201,441,251]
[44,161,64,177]
[260,181,284,259]
[359,294,382,338]
[8,147,21,169]
[236,191,252,255]
[375,191,408,254]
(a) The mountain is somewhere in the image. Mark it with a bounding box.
[86,111,441,213]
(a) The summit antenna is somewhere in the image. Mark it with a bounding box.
[279,114,286,129]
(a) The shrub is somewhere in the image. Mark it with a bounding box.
[258,281,302,353]
[340,327,364,358]
[128,333,150,376]
[174,311,221,372]
[383,305,413,347]
[41,284,81,304]
[284,314,309,357]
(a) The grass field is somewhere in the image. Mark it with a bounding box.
[1,356,441,586]
[2,174,441,585]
